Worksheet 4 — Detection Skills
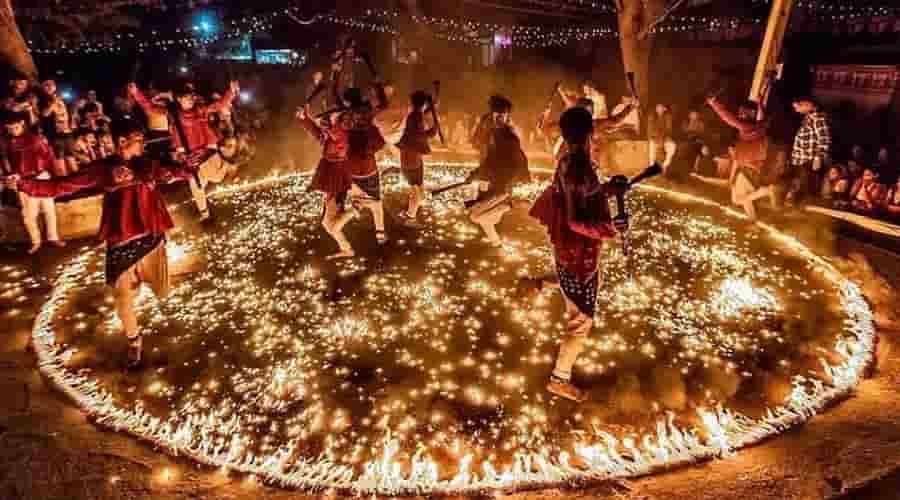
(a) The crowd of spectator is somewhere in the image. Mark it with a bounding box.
[1,72,260,252]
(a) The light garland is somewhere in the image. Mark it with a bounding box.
[27,162,876,496]
[23,1,900,55]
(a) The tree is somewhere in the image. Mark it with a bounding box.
[0,0,38,80]
[615,0,667,105]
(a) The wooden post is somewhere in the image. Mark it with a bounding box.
[750,0,796,105]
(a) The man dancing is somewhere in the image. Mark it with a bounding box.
[530,107,629,402]
[1,112,64,254]
[467,95,530,247]
[3,125,196,368]
[396,90,438,224]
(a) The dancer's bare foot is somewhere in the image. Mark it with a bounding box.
[375,229,388,245]
[27,242,41,255]
[48,240,66,248]
[547,376,588,402]
[326,249,355,260]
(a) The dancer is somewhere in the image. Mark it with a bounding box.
[339,88,388,246]
[540,96,637,166]
[3,125,196,368]
[297,103,356,259]
[129,80,238,221]
[530,107,629,402]
[0,112,64,254]
[396,90,438,224]
[466,95,530,246]
[706,97,774,220]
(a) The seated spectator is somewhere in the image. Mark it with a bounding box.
[97,131,115,159]
[876,145,898,184]
[681,110,706,141]
[78,102,111,133]
[821,164,851,206]
[648,104,677,174]
[847,157,865,184]
[693,144,717,177]
[849,168,888,215]
[849,144,866,164]
[884,176,900,221]
[72,128,98,166]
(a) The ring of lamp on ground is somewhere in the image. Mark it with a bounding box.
[31,162,875,496]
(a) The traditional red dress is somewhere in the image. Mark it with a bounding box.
[18,155,194,286]
[530,151,618,316]
[299,115,352,196]
[132,88,235,154]
[1,132,56,178]
[18,156,194,246]
[396,110,437,186]
[341,109,386,200]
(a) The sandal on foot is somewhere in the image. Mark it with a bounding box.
[547,375,587,402]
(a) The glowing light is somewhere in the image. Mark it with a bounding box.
[26,164,876,496]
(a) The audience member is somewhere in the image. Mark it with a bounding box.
[849,168,887,215]
[821,164,851,206]
[884,176,900,221]
[787,96,831,206]
[0,112,63,253]
[648,103,676,174]
[4,75,39,127]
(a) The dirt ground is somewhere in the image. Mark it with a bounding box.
[1,180,899,500]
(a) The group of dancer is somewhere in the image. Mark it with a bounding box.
[294,50,640,400]
[3,39,648,402]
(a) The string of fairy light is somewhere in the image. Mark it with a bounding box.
[23,1,900,55]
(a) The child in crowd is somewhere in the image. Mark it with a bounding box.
[822,164,851,207]
[0,112,64,253]
[849,168,887,215]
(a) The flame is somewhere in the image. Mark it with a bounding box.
[26,167,876,496]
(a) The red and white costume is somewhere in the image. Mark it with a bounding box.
[1,132,61,247]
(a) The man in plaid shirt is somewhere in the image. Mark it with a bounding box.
[788,96,831,204]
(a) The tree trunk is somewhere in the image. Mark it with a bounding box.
[616,0,666,105]
[0,0,37,81]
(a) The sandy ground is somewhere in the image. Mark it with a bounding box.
[1,177,899,500]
